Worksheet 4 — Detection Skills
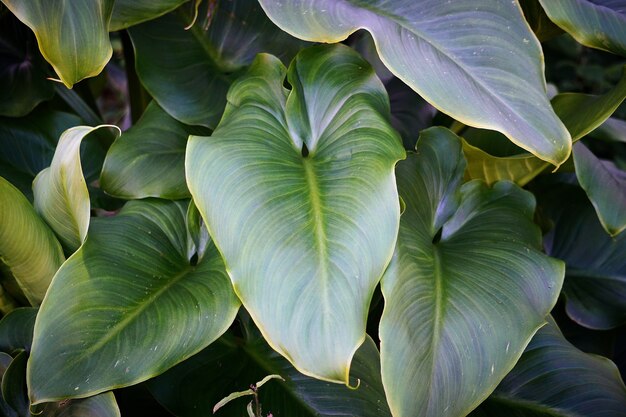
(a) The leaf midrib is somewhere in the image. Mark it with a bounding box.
[425,245,445,413]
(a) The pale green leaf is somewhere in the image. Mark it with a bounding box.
[1,0,114,88]
[213,389,256,414]
[258,0,571,165]
[27,199,240,404]
[0,176,64,305]
[464,66,626,185]
[380,127,564,417]
[33,125,120,252]
[539,0,626,56]
[100,102,203,200]
[186,44,404,384]
[573,141,626,236]
[129,0,305,128]
[472,317,626,417]
[148,333,391,417]
[110,0,188,31]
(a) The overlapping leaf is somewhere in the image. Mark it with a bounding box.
[110,0,188,31]
[0,307,37,353]
[541,183,626,329]
[539,0,626,56]
[471,317,626,417]
[0,177,64,305]
[101,102,205,200]
[464,67,626,185]
[380,127,564,417]
[34,125,119,252]
[27,199,240,403]
[148,332,390,417]
[258,0,571,165]
[186,44,405,384]
[129,0,305,128]
[1,0,114,88]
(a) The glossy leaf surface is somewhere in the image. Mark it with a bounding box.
[40,392,121,417]
[0,177,64,305]
[0,14,54,117]
[148,332,391,417]
[110,0,188,31]
[573,141,626,236]
[541,183,626,329]
[539,0,626,56]
[28,199,240,403]
[0,308,37,353]
[472,318,626,417]
[464,67,626,185]
[380,127,564,417]
[129,0,305,128]
[187,44,404,384]
[101,102,201,200]
[1,0,114,88]
[34,125,119,252]
[258,0,571,165]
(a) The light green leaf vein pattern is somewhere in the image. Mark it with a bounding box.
[258,0,571,166]
[27,199,240,404]
[380,127,564,417]
[34,125,120,252]
[186,44,405,385]
[1,0,114,88]
[0,177,64,305]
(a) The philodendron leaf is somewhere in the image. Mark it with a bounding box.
[129,0,305,128]
[0,307,37,353]
[40,392,120,417]
[27,199,240,404]
[186,44,404,384]
[109,0,188,31]
[0,0,114,88]
[573,141,626,236]
[0,13,54,117]
[2,350,28,416]
[33,125,120,252]
[464,66,626,185]
[540,183,626,329]
[0,352,17,417]
[539,0,626,56]
[101,102,202,200]
[380,127,564,417]
[258,0,571,166]
[0,176,64,305]
[148,333,391,417]
[471,317,626,417]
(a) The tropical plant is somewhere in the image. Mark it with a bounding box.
[0,0,625,416]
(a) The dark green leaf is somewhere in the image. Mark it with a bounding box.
[0,352,17,417]
[1,351,27,416]
[0,308,37,353]
[110,0,188,31]
[186,44,404,384]
[129,0,305,128]
[380,127,564,417]
[28,199,240,403]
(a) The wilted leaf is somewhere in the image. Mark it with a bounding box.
[380,127,564,417]
[186,44,404,384]
[28,199,240,403]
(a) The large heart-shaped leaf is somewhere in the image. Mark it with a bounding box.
[471,317,626,417]
[101,102,204,200]
[0,13,54,117]
[258,0,571,165]
[1,0,114,88]
[148,331,391,417]
[33,125,119,252]
[464,67,626,185]
[186,44,404,384]
[573,141,626,236]
[27,199,240,404]
[379,127,564,417]
[110,0,188,31]
[129,0,305,128]
[0,177,64,305]
[540,182,626,329]
[539,0,626,56]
